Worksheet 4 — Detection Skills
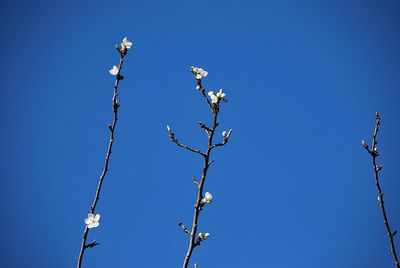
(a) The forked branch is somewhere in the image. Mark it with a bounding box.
[168,66,232,268]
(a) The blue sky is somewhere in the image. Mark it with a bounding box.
[1,0,400,267]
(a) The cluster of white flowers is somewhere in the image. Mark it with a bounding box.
[198,232,210,241]
[121,37,132,50]
[201,192,213,204]
[85,213,100,229]
[190,66,208,80]
[109,37,132,75]
[208,89,227,104]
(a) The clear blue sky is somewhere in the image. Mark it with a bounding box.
[1,0,400,267]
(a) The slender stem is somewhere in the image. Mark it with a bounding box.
[172,138,206,156]
[364,112,400,268]
[77,54,126,268]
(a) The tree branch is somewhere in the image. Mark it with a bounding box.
[169,68,231,268]
[77,47,129,268]
[362,112,400,268]
[171,138,206,156]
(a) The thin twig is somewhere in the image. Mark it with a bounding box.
[196,81,213,111]
[362,112,400,268]
[179,222,190,235]
[171,138,206,156]
[77,50,128,268]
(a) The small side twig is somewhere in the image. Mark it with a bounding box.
[179,222,190,235]
[362,112,400,268]
[192,176,199,186]
[172,139,206,156]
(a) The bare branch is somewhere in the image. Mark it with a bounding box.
[172,138,206,156]
[199,88,213,111]
[211,140,228,149]
[167,126,206,156]
[192,176,199,186]
[363,112,400,268]
[178,222,190,235]
[198,121,211,136]
[84,240,99,249]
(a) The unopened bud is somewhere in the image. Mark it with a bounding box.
[361,140,368,149]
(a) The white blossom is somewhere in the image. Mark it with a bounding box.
[208,89,228,104]
[190,66,208,79]
[85,213,100,229]
[202,192,213,204]
[208,91,219,104]
[166,125,171,132]
[109,65,119,76]
[222,131,227,137]
[121,37,132,49]
[198,232,210,240]
[216,89,227,102]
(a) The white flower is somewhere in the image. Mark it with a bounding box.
[85,213,100,229]
[222,131,227,137]
[202,192,213,204]
[203,232,210,239]
[198,232,210,240]
[121,37,132,49]
[208,89,228,104]
[216,89,227,102]
[216,89,225,99]
[208,91,219,104]
[190,66,208,79]
[109,65,119,76]
[166,125,171,132]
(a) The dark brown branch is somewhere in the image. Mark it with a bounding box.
[192,176,199,186]
[181,110,218,268]
[170,73,231,267]
[363,112,400,268]
[198,85,213,111]
[198,121,211,136]
[77,51,128,268]
[211,140,228,149]
[84,240,99,249]
[179,222,190,235]
[171,138,206,156]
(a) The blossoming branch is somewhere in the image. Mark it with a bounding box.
[168,66,232,268]
[76,37,132,268]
